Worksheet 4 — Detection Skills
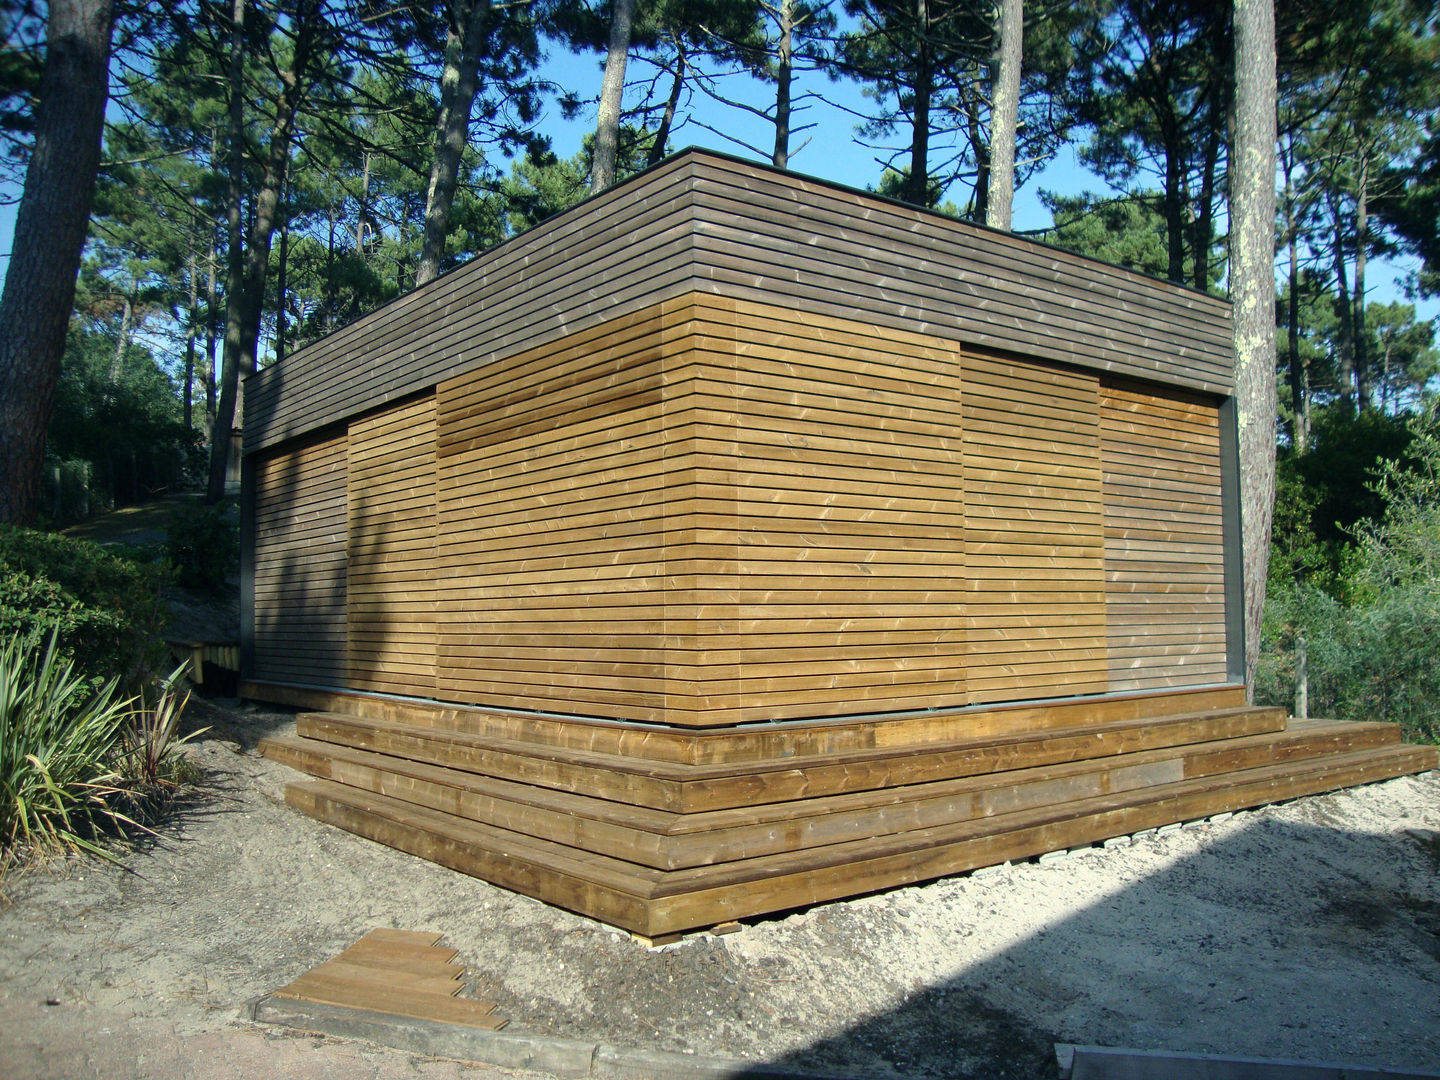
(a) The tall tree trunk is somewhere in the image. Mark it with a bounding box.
[1193,13,1231,292]
[0,0,115,525]
[1162,128,1186,283]
[325,205,337,333]
[1353,152,1369,410]
[1330,198,1356,408]
[1231,0,1277,701]
[967,86,990,221]
[1192,118,1223,291]
[207,0,320,502]
[906,0,932,206]
[646,41,685,167]
[109,289,134,384]
[275,187,290,365]
[1282,159,1307,451]
[773,0,796,168]
[985,0,1022,231]
[205,232,219,439]
[415,0,491,287]
[184,250,199,433]
[355,149,371,252]
[208,0,248,502]
[590,0,637,195]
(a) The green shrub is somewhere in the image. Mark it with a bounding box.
[1259,398,1440,744]
[0,632,134,864]
[0,526,167,687]
[164,499,239,592]
[1259,584,1440,744]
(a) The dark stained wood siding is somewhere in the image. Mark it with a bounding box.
[243,150,1234,457]
[347,394,437,697]
[1101,380,1228,690]
[252,431,348,686]
[244,155,700,454]
[686,155,1234,397]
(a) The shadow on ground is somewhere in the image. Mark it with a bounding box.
[722,813,1440,1077]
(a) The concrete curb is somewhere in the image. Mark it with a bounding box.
[251,995,877,1080]
[1055,1043,1440,1080]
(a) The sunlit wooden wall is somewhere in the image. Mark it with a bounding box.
[250,294,1228,725]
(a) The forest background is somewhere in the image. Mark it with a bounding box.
[0,0,1437,736]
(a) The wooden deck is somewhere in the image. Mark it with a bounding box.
[255,684,1438,936]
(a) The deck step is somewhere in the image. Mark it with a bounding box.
[261,719,1404,871]
[248,681,1255,763]
[284,741,1436,936]
[282,704,1292,813]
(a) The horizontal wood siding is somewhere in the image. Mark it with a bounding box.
[249,292,1233,721]
[962,352,1109,702]
[686,155,1233,397]
[244,150,1234,457]
[694,295,970,723]
[1101,380,1227,690]
[348,394,438,697]
[252,432,348,686]
[244,156,699,454]
[433,299,699,724]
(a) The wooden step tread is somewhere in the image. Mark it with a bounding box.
[263,720,1408,870]
[655,744,1439,893]
[285,742,1436,936]
[286,780,658,933]
[247,680,1252,763]
[295,704,1288,778]
[289,706,1300,812]
[287,779,666,893]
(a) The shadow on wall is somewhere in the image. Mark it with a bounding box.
[250,433,352,699]
[706,807,1440,1078]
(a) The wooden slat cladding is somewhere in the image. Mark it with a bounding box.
[696,295,969,723]
[432,297,701,724]
[253,432,348,686]
[961,352,1108,702]
[348,394,438,697]
[1100,380,1227,691]
[244,150,1234,457]
[249,293,1234,725]
[684,155,1232,396]
[244,155,699,454]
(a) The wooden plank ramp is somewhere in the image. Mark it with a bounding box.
[272,928,506,1030]
[257,688,1439,938]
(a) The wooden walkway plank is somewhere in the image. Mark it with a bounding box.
[272,928,507,1031]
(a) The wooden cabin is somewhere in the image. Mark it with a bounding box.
[245,149,1436,938]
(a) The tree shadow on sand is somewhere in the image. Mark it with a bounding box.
[741,807,1440,1078]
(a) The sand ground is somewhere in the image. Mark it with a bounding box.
[2,697,1437,1079]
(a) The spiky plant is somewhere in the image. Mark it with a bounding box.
[0,631,135,865]
[124,665,202,790]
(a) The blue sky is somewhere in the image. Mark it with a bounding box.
[1,48,1434,325]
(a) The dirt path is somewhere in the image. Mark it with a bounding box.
[2,699,1437,1078]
